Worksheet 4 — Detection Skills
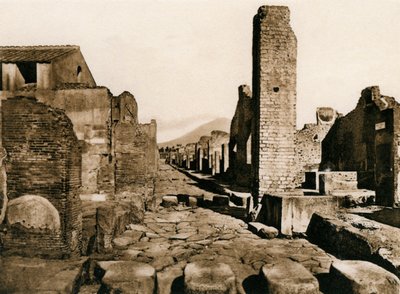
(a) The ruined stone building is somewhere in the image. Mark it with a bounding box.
[321,86,400,206]
[195,135,211,173]
[183,143,196,170]
[209,130,229,175]
[0,46,158,256]
[251,6,297,203]
[165,129,229,177]
[294,107,339,186]
[228,85,253,187]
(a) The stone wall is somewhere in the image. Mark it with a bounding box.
[209,130,229,175]
[294,107,338,186]
[1,96,82,258]
[252,6,297,203]
[113,92,158,209]
[228,85,253,187]
[321,86,400,206]
[195,136,211,173]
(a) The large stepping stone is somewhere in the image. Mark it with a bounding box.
[184,261,236,294]
[261,259,319,294]
[248,222,279,239]
[162,196,178,207]
[95,261,156,293]
[0,256,88,293]
[330,260,400,294]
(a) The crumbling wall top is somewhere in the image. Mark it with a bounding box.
[257,5,290,24]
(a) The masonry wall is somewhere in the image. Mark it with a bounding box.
[294,107,337,186]
[321,86,400,206]
[113,92,158,208]
[1,96,82,258]
[51,50,96,88]
[209,130,229,175]
[194,136,209,173]
[252,6,297,202]
[0,87,114,195]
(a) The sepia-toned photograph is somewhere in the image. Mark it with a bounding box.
[0,0,400,293]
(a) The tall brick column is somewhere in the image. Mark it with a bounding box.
[252,6,297,203]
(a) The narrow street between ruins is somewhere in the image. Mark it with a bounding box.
[78,161,335,293]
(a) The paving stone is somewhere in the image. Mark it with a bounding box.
[330,260,400,294]
[120,249,142,260]
[162,196,178,207]
[146,232,161,239]
[184,261,236,294]
[261,259,319,294]
[150,256,175,271]
[170,232,195,240]
[127,224,148,232]
[187,233,210,242]
[218,233,236,240]
[113,230,144,249]
[95,261,156,293]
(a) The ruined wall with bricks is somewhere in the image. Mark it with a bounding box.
[1,96,82,258]
[294,107,338,186]
[321,86,400,206]
[195,136,211,173]
[209,130,229,175]
[251,6,297,202]
[228,85,253,187]
[113,92,158,209]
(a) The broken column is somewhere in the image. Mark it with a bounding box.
[228,85,253,187]
[252,6,297,203]
[1,96,82,258]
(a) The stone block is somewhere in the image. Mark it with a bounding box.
[212,195,230,206]
[0,256,88,293]
[96,202,132,252]
[188,196,198,207]
[329,260,400,294]
[184,261,236,294]
[162,196,178,207]
[264,194,339,235]
[306,213,400,277]
[319,172,357,195]
[95,261,156,294]
[248,222,278,239]
[331,189,375,207]
[261,259,319,294]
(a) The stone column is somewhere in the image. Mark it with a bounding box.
[252,6,297,204]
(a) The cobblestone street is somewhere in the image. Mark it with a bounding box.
[99,162,335,293]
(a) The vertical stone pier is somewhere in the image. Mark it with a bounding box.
[252,6,297,203]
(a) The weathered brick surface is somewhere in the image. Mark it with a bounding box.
[294,107,338,186]
[252,6,297,202]
[1,96,82,258]
[113,92,158,209]
[321,86,400,206]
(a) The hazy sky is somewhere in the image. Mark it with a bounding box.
[1,0,400,142]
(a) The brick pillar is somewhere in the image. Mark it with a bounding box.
[252,6,297,204]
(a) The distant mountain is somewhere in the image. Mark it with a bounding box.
[158,117,230,148]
